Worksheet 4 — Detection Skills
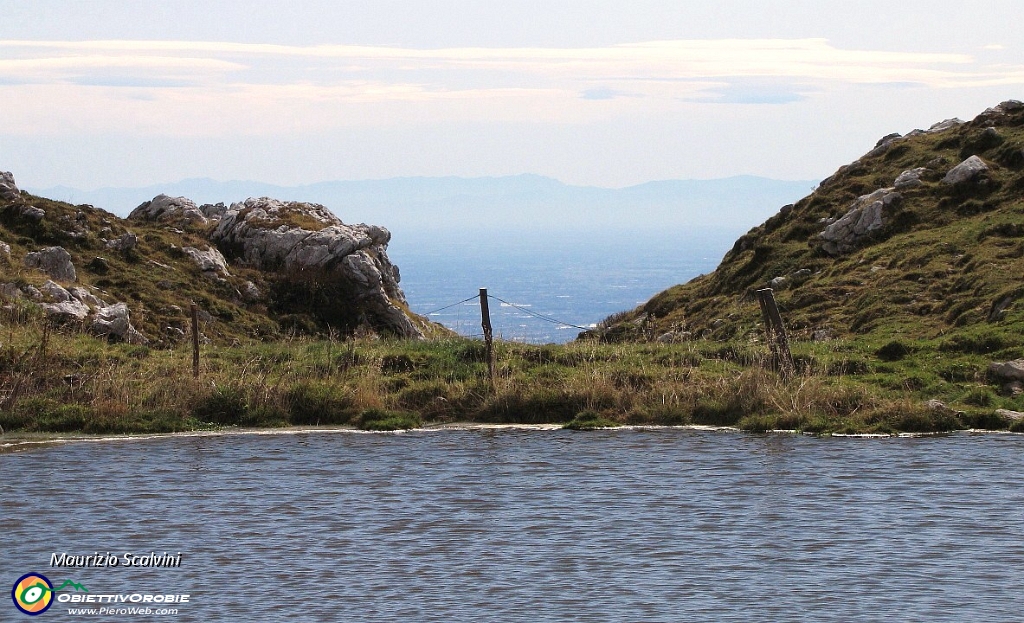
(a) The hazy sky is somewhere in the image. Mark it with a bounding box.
[2,0,1023,189]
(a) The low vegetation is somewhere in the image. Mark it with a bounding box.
[1,307,1021,436]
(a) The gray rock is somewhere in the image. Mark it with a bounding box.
[942,155,989,185]
[866,133,901,157]
[926,118,964,133]
[24,246,76,282]
[0,240,10,260]
[0,283,23,299]
[996,409,1024,422]
[22,285,42,301]
[770,276,788,289]
[91,303,147,344]
[69,286,105,308]
[819,188,901,255]
[43,299,91,322]
[40,280,72,303]
[129,194,209,225]
[199,203,228,221]
[894,167,928,190]
[182,246,231,277]
[0,171,20,201]
[1003,381,1024,397]
[241,280,261,301]
[988,359,1024,382]
[20,206,45,222]
[105,232,138,253]
[211,197,421,338]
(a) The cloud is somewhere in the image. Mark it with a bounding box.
[1,37,1022,135]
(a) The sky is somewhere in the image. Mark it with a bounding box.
[2,0,1024,190]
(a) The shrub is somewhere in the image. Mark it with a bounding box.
[192,385,248,425]
[358,408,421,431]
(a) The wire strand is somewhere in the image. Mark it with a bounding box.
[487,294,594,332]
[421,295,479,317]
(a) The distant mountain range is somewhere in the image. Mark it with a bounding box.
[26,175,816,235]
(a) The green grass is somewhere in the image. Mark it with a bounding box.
[1,306,1021,437]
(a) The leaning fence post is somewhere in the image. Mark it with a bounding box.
[479,288,494,386]
[191,302,200,379]
[755,288,795,378]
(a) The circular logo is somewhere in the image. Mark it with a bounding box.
[11,573,54,616]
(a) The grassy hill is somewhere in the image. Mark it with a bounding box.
[4,102,1024,437]
[594,102,1024,358]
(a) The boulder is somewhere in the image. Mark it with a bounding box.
[894,167,928,190]
[988,359,1024,382]
[91,303,147,344]
[211,197,421,338]
[819,188,901,256]
[0,171,20,201]
[996,409,1024,422]
[105,232,138,253]
[182,246,231,277]
[941,155,989,185]
[24,246,77,282]
[128,194,210,226]
[20,205,45,222]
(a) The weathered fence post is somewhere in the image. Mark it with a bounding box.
[755,288,795,378]
[479,288,494,386]
[191,302,200,379]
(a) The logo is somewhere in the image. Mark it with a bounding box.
[11,574,88,616]
[11,573,54,616]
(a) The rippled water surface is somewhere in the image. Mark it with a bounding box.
[4,429,1024,622]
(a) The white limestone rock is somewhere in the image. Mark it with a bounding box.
[0,171,20,201]
[941,155,989,185]
[210,197,420,338]
[105,232,138,252]
[129,194,209,225]
[24,246,77,282]
[182,246,231,277]
[91,302,147,344]
[819,188,901,256]
[894,167,928,190]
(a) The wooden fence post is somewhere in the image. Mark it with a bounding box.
[479,288,494,386]
[755,288,795,378]
[191,302,200,379]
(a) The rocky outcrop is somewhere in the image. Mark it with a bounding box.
[819,188,901,256]
[0,171,20,201]
[211,197,421,338]
[942,155,989,185]
[39,280,91,321]
[24,246,77,282]
[128,194,220,226]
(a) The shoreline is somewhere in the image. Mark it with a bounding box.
[3,423,1019,455]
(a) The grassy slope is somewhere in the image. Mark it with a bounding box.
[0,194,441,344]
[593,104,1024,389]
[4,103,1024,435]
